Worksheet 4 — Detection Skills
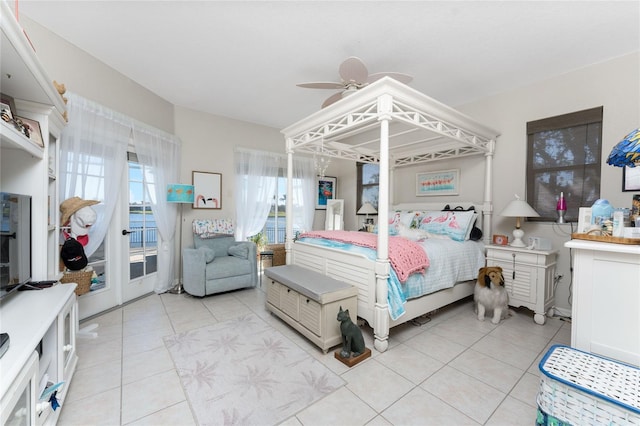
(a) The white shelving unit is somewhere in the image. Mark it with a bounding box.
[0,0,66,282]
[1,2,75,424]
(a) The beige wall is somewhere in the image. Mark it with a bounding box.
[22,15,639,312]
[22,17,174,133]
[174,106,284,249]
[443,52,639,313]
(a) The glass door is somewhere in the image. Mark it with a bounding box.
[121,152,157,302]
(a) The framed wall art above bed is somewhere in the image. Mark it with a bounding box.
[416,169,459,196]
[316,176,336,209]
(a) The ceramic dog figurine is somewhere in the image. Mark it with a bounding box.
[337,306,365,358]
[474,266,510,324]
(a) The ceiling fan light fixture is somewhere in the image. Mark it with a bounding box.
[297,57,413,108]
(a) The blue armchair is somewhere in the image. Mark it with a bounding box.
[182,235,257,297]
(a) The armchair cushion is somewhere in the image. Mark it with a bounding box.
[228,244,249,259]
[199,246,216,263]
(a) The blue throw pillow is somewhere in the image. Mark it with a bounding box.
[228,244,249,259]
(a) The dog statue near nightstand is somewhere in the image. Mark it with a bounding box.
[474,266,512,324]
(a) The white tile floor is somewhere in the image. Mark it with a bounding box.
[58,285,571,426]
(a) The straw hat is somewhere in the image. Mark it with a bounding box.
[60,197,99,226]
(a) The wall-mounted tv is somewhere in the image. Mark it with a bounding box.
[0,192,32,300]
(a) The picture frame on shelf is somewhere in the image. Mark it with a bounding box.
[192,171,222,209]
[316,176,336,210]
[416,169,459,196]
[16,116,43,147]
[0,93,16,123]
[622,166,640,192]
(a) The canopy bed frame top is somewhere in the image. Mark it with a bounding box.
[281,77,500,352]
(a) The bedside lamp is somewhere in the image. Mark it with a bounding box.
[357,202,377,230]
[500,195,540,247]
[166,183,194,294]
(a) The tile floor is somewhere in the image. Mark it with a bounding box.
[58,285,571,425]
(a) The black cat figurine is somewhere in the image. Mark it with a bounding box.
[337,306,365,358]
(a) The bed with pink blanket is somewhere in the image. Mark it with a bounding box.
[281,78,500,352]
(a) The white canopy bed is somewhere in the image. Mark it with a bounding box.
[282,77,500,352]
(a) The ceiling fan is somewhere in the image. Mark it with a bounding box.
[297,57,413,108]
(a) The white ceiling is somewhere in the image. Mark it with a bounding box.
[18,1,640,130]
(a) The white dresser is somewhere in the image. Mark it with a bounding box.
[485,244,557,325]
[565,239,640,367]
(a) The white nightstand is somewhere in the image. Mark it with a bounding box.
[485,244,558,325]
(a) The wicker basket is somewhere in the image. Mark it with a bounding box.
[537,345,640,426]
[60,270,93,296]
[266,244,286,266]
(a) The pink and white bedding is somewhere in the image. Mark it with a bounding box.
[296,231,485,320]
[298,230,428,282]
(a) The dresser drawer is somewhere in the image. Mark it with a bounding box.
[280,286,299,320]
[266,279,281,309]
[487,249,538,265]
[299,295,321,336]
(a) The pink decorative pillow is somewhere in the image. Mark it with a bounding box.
[416,210,476,241]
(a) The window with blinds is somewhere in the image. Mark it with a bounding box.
[526,106,603,222]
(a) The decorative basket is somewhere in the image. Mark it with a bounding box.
[267,244,286,266]
[60,270,93,296]
[536,345,640,426]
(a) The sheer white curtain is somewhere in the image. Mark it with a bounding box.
[291,156,316,233]
[59,93,130,258]
[132,125,181,293]
[234,148,279,241]
[60,92,180,294]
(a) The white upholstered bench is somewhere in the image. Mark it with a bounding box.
[265,265,358,353]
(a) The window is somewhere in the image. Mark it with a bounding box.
[264,171,287,244]
[356,162,380,210]
[526,107,603,222]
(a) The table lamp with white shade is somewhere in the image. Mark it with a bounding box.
[166,183,194,294]
[499,195,540,247]
[357,202,377,231]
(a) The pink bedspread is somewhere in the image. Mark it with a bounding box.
[299,230,429,282]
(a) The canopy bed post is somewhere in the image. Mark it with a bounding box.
[482,139,496,244]
[373,94,392,352]
[285,138,294,264]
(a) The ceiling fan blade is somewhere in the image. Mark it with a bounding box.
[367,72,413,84]
[339,56,368,84]
[321,92,344,108]
[296,81,344,89]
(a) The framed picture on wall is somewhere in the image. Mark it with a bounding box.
[416,169,459,196]
[316,176,336,209]
[192,171,222,209]
[623,166,640,192]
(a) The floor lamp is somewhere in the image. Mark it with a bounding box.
[166,183,194,294]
